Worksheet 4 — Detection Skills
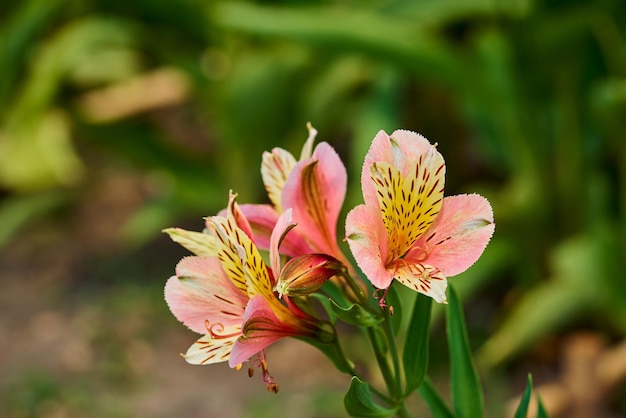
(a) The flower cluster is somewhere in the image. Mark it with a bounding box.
[164,125,494,395]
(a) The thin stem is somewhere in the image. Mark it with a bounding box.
[396,403,411,418]
[366,327,398,397]
[382,308,403,400]
[339,270,411,415]
[340,269,368,305]
[330,331,393,404]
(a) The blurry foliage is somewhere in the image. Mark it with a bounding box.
[1,0,625,398]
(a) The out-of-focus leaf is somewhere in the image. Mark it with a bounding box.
[0,0,64,105]
[514,375,533,418]
[344,376,396,418]
[402,293,432,395]
[592,79,626,106]
[418,377,454,418]
[8,17,138,124]
[213,1,464,86]
[383,0,531,22]
[0,17,139,192]
[0,110,83,191]
[478,235,607,368]
[446,284,483,418]
[537,395,549,418]
[431,238,517,322]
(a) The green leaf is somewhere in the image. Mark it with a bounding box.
[330,299,383,327]
[402,293,432,395]
[213,2,465,86]
[344,376,396,418]
[514,375,533,418]
[446,284,483,418]
[418,377,454,418]
[536,394,550,418]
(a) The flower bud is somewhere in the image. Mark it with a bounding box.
[275,254,343,297]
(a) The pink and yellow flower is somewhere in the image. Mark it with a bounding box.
[345,130,495,303]
[165,194,327,390]
[238,124,350,265]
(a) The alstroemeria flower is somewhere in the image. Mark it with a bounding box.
[213,210,324,368]
[237,123,350,265]
[165,194,325,389]
[345,130,495,304]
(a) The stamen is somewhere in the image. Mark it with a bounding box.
[249,351,280,394]
[261,359,279,393]
[373,287,393,313]
[204,320,241,339]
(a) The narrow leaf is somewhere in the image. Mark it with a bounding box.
[403,293,432,394]
[418,377,454,418]
[513,374,533,418]
[536,394,550,418]
[344,376,396,418]
[446,284,483,418]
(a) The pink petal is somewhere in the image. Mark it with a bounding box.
[361,130,433,210]
[261,148,297,212]
[165,256,247,334]
[345,204,393,289]
[269,209,297,277]
[299,122,318,160]
[228,191,255,241]
[393,263,448,304]
[183,330,240,365]
[214,192,255,242]
[238,203,312,257]
[282,142,347,257]
[411,194,495,277]
[210,216,274,300]
[228,295,296,367]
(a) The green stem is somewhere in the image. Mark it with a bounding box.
[396,403,411,418]
[330,331,393,404]
[383,309,403,399]
[340,271,410,416]
[340,269,368,305]
[366,326,398,397]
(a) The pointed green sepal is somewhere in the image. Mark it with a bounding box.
[330,299,383,327]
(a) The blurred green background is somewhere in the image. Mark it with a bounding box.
[1,0,625,417]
